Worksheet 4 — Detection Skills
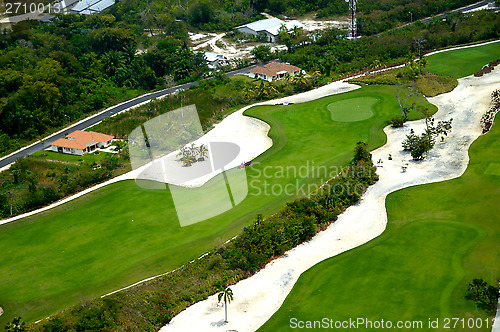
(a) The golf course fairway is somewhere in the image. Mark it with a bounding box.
[427,41,500,79]
[0,85,434,324]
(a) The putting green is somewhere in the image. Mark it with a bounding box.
[327,97,377,122]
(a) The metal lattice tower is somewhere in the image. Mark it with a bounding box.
[345,0,357,38]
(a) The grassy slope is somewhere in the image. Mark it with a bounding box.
[427,42,500,78]
[258,114,500,332]
[0,85,435,324]
[30,150,110,164]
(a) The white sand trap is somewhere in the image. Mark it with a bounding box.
[159,68,499,332]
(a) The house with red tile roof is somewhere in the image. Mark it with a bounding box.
[50,130,114,156]
[249,61,303,82]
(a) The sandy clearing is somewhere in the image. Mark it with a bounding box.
[159,68,499,332]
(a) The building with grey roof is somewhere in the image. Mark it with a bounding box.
[70,0,114,14]
[235,18,304,43]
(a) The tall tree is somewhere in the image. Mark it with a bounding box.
[217,278,234,323]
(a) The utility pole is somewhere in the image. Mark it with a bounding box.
[409,11,413,23]
[64,114,70,125]
[345,0,358,38]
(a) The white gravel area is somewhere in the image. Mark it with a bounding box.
[159,68,500,332]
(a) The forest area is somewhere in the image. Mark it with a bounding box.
[0,0,490,158]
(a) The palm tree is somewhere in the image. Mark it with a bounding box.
[177,147,192,166]
[405,53,419,76]
[101,50,125,77]
[217,279,234,323]
[310,70,321,87]
[197,144,208,161]
[188,143,197,157]
[372,59,382,76]
[292,71,308,89]
[417,57,428,74]
[243,84,256,99]
[255,81,277,100]
[283,72,292,85]
[5,316,26,332]
[122,44,137,64]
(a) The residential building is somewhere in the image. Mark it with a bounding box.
[50,130,114,156]
[70,0,115,15]
[249,61,303,82]
[204,52,229,69]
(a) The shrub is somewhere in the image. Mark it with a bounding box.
[42,318,69,332]
[465,279,500,315]
[391,116,405,128]
[207,254,224,270]
[402,118,453,160]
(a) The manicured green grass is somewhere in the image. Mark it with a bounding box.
[327,96,377,122]
[258,115,500,332]
[427,42,500,78]
[31,150,110,164]
[0,85,435,324]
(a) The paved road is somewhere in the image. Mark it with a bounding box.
[0,65,260,169]
[420,0,496,23]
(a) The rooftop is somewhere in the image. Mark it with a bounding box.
[235,18,304,36]
[250,61,302,77]
[51,130,114,150]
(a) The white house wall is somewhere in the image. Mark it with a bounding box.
[237,27,258,37]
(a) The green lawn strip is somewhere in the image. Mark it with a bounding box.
[427,42,500,78]
[0,85,435,324]
[30,150,110,164]
[258,114,500,332]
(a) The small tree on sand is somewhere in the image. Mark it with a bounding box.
[197,144,208,161]
[396,84,415,121]
[217,277,233,323]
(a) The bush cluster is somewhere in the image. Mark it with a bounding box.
[465,279,500,315]
[0,151,129,218]
[402,118,453,160]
